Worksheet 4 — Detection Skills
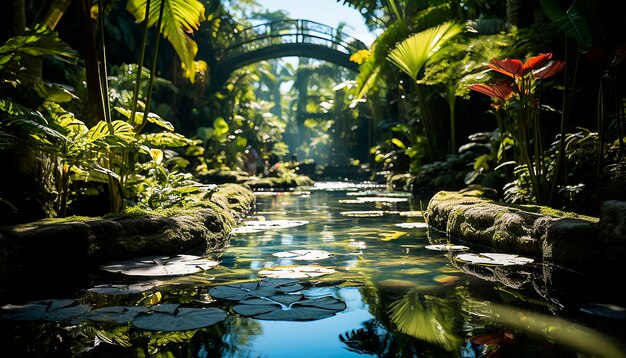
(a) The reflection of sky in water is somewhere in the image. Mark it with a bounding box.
[235,288,374,358]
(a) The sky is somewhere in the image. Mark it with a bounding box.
[255,0,376,46]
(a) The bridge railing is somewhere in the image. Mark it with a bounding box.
[220,19,368,60]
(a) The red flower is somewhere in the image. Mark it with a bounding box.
[487,53,555,78]
[468,82,514,100]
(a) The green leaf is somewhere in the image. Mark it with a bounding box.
[0,26,77,70]
[232,295,346,321]
[540,0,592,49]
[209,279,304,301]
[473,154,490,170]
[387,22,464,81]
[257,265,336,279]
[391,137,406,149]
[0,299,91,321]
[141,132,193,147]
[213,117,229,139]
[132,306,227,331]
[126,0,205,82]
[100,254,219,277]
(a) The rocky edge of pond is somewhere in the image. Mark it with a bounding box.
[426,189,626,272]
[0,184,256,289]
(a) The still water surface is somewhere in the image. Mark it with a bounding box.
[2,182,626,357]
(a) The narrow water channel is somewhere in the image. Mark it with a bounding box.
[2,182,626,357]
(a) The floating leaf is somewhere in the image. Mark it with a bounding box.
[80,306,149,324]
[352,197,408,203]
[340,211,384,217]
[403,268,431,275]
[272,250,333,261]
[132,305,227,331]
[399,211,423,217]
[455,253,534,266]
[258,265,336,279]
[395,222,428,229]
[425,244,469,251]
[0,299,91,321]
[238,220,309,231]
[88,281,162,295]
[209,279,303,301]
[232,294,346,321]
[338,199,366,204]
[100,255,219,277]
[379,231,407,241]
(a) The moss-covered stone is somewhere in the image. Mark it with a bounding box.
[426,190,603,270]
[0,184,255,289]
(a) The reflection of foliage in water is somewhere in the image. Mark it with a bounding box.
[388,289,463,352]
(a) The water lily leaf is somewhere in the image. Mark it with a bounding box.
[399,211,423,217]
[395,222,428,229]
[455,253,534,266]
[379,231,407,241]
[88,281,162,295]
[232,295,346,321]
[403,268,431,275]
[0,299,91,321]
[272,250,333,260]
[353,197,408,203]
[580,304,626,320]
[425,244,469,251]
[209,278,304,301]
[132,307,227,331]
[340,211,384,217]
[80,306,149,323]
[100,254,219,277]
[238,220,309,231]
[258,265,336,279]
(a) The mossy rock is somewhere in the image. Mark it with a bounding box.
[426,190,601,270]
[0,184,255,288]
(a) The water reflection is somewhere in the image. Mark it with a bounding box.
[1,184,626,357]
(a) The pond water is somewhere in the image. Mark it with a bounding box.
[2,182,626,357]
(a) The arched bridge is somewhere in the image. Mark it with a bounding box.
[215,19,368,76]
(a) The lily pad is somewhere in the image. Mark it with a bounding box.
[455,253,534,266]
[353,197,408,203]
[272,249,333,260]
[399,211,423,217]
[209,278,304,301]
[88,281,161,295]
[395,222,428,229]
[425,244,469,252]
[80,306,149,324]
[132,304,227,331]
[232,294,346,321]
[258,265,336,279]
[100,255,219,277]
[340,211,384,217]
[239,220,309,230]
[0,299,91,321]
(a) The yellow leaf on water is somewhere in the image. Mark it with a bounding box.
[148,291,162,305]
[380,231,407,241]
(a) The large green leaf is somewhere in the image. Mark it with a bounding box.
[0,299,91,321]
[387,22,464,81]
[232,294,347,321]
[0,26,77,69]
[140,131,193,147]
[132,304,227,331]
[100,254,219,277]
[209,279,304,301]
[126,0,205,82]
[540,0,592,50]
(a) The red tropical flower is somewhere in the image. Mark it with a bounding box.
[487,53,556,78]
[468,82,514,100]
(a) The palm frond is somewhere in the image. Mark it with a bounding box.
[387,21,464,81]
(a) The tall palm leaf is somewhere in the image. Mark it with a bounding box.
[386,21,463,81]
[126,0,205,82]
